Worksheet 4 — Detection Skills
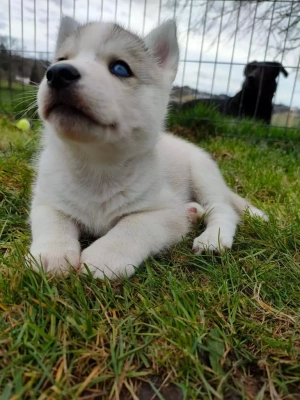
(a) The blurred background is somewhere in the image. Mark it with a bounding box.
[1,0,300,138]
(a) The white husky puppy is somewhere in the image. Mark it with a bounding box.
[28,16,266,279]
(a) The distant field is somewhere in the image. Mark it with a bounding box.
[272,111,300,128]
[168,102,300,141]
[171,94,300,129]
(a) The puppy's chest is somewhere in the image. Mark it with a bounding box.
[55,168,154,235]
[60,181,127,232]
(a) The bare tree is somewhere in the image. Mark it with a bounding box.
[30,61,40,85]
[0,35,22,89]
[165,0,300,57]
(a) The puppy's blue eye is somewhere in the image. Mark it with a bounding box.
[109,60,132,78]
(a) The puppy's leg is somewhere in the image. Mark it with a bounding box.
[190,150,241,254]
[81,207,190,280]
[229,191,268,221]
[28,205,81,275]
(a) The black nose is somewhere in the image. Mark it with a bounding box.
[46,64,80,89]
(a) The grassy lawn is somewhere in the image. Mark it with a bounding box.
[0,110,300,399]
[0,80,37,118]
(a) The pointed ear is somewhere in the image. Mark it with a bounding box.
[55,16,80,53]
[280,66,288,77]
[244,61,257,77]
[145,20,179,82]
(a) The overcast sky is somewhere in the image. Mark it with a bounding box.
[1,0,300,107]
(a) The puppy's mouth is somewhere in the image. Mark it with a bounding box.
[45,103,117,130]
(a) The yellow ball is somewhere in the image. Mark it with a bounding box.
[16,118,31,131]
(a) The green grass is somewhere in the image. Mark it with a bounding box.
[1,112,300,399]
[168,102,300,141]
[0,80,38,119]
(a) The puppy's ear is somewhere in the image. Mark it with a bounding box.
[244,61,257,77]
[145,20,179,82]
[280,65,288,77]
[55,16,80,53]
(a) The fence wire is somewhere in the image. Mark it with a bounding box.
[0,0,299,141]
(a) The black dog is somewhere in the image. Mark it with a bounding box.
[173,61,288,125]
[224,61,288,124]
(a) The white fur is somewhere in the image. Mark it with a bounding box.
[28,17,267,279]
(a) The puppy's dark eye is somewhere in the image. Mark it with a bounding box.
[57,57,67,62]
[109,60,133,78]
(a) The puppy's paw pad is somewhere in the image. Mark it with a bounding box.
[187,202,205,224]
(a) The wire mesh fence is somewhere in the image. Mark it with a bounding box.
[0,0,300,140]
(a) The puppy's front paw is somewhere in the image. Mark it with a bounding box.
[81,242,137,280]
[192,228,233,255]
[246,205,269,221]
[27,241,80,276]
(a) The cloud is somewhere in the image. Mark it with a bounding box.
[24,5,34,13]
[0,11,7,30]
[50,0,74,8]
